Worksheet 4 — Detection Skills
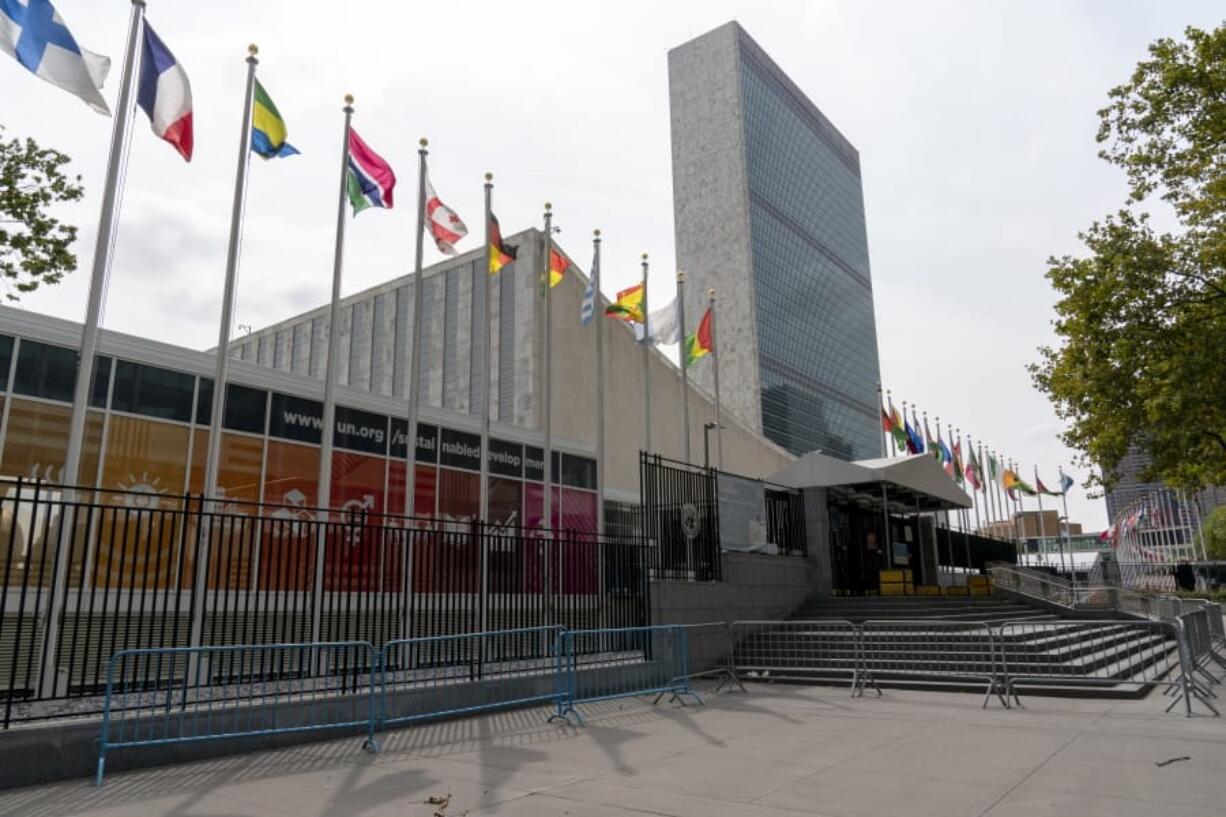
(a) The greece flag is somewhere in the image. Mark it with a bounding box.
[0,0,110,114]
[580,245,599,326]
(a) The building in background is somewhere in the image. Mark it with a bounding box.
[668,21,883,461]
[1104,444,1226,526]
[0,230,793,535]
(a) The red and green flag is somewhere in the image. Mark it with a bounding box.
[684,307,714,366]
[605,283,645,323]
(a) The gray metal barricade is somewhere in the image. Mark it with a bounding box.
[676,622,741,691]
[551,625,701,726]
[97,641,377,785]
[995,619,1216,716]
[857,620,1007,707]
[379,626,563,730]
[727,620,859,691]
[1179,609,1225,684]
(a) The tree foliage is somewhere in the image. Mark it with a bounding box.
[1032,24,1226,493]
[0,125,84,301]
[1204,505,1226,561]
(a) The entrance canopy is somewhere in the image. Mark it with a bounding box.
[768,452,972,513]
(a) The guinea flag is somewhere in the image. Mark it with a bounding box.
[684,307,713,366]
[544,248,567,291]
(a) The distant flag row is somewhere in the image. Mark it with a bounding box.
[879,389,1075,501]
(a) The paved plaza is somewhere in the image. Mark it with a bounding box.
[2,681,1225,817]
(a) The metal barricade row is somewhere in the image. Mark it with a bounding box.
[97,641,378,785]
[550,625,702,726]
[994,619,1202,712]
[857,620,1008,708]
[379,626,564,730]
[727,620,859,692]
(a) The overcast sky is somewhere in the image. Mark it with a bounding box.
[6,0,1222,530]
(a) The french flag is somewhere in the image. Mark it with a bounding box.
[136,23,192,161]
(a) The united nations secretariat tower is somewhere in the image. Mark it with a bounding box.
[670,22,883,460]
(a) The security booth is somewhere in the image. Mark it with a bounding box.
[767,452,974,596]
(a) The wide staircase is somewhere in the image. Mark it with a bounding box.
[730,591,1182,699]
[791,595,1055,624]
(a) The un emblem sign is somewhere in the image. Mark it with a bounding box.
[680,503,701,542]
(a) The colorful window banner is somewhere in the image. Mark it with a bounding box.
[387,461,437,519]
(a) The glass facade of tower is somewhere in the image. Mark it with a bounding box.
[738,39,882,460]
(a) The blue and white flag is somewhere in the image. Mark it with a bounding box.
[0,0,110,114]
[580,246,599,326]
[1059,473,1074,494]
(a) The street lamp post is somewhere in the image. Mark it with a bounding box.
[703,422,721,470]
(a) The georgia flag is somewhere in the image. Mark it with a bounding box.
[136,22,192,161]
[425,173,467,255]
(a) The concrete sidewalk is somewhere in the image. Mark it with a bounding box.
[2,682,1225,817]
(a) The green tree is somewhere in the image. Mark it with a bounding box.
[1204,505,1226,561]
[0,125,84,301]
[1032,24,1226,493]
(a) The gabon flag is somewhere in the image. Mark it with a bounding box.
[684,307,713,366]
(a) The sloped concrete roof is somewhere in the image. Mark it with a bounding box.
[768,451,971,511]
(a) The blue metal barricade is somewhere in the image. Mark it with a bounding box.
[551,625,702,726]
[379,626,564,729]
[97,641,378,785]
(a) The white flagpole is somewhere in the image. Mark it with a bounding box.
[62,0,146,490]
[542,203,554,531]
[41,0,146,700]
[316,95,354,519]
[480,174,494,524]
[202,44,259,504]
[641,253,651,455]
[404,138,429,518]
[887,391,897,456]
[709,288,723,468]
[968,434,981,534]
[1059,465,1073,576]
[677,271,691,463]
[877,383,887,457]
[593,230,605,534]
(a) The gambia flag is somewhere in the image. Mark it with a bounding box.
[685,307,713,366]
[605,283,644,323]
[346,129,395,214]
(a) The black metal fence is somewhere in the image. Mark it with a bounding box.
[640,453,722,581]
[0,477,652,728]
[764,487,807,557]
[638,453,807,575]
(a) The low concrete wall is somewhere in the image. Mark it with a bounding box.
[651,551,817,625]
[0,660,671,790]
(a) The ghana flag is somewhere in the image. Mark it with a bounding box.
[489,212,517,273]
[685,307,713,366]
[605,283,644,323]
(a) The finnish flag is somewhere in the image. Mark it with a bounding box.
[0,0,110,115]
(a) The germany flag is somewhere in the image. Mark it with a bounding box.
[488,213,517,274]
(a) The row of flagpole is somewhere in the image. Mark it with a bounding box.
[45,0,729,542]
